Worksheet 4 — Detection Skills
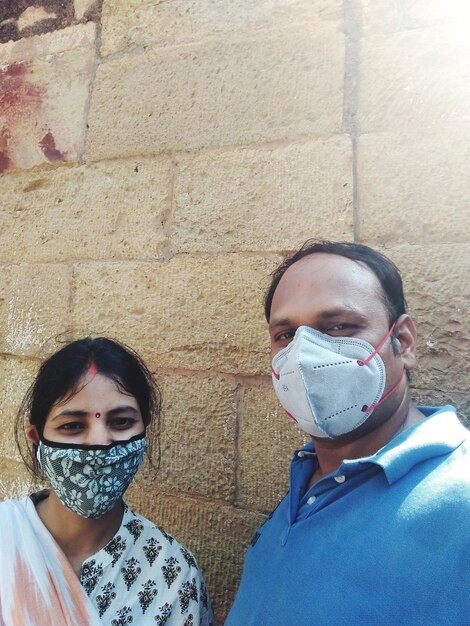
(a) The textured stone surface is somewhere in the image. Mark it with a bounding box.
[0,458,33,500]
[73,255,278,374]
[0,264,70,356]
[384,245,470,393]
[86,23,344,160]
[239,380,309,512]
[100,0,341,55]
[359,26,470,133]
[362,0,470,34]
[358,132,470,244]
[0,23,96,173]
[0,357,38,462]
[0,158,171,262]
[173,137,353,253]
[412,388,470,427]
[151,373,238,500]
[126,486,264,621]
[0,0,101,44]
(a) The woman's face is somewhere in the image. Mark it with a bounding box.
[27,372,145,446]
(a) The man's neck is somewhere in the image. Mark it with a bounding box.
[309,392,425,486]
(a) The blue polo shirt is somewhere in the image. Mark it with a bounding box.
[226,407,470,625]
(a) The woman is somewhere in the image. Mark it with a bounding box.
[0,337,214,626]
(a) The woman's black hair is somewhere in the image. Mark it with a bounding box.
[264,240,407,324]
[15,337,161,477]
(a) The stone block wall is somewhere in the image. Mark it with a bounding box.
[1,1,469,620]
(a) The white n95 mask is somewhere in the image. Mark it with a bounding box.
[271,324,402,438]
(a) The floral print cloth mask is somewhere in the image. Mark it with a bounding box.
[37,434,146,518]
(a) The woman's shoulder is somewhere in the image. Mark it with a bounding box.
[121,503,202,573]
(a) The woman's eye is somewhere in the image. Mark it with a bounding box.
[58,422,84,432]
[110,418,137,430]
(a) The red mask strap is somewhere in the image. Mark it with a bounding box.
[358,321,397,367]
[362,368,406,413]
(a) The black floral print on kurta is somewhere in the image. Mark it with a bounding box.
[200,579,209,610]
[77,505,214,624]
[180,546,197,568]
[124,518,144,543]
[183,615,194,626]
[111,606,133,626]
[143,537,162,566]
[121,556,142,590]
[81,559,104,595]
[138,579,158,614]
[178,578,198,614]
[96,582,117,617]
[161,556,181,588]
[158,526,174,544]
[104,535,127,567]
[154,602,172,625]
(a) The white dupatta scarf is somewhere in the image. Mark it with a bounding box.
[0,497,102,626]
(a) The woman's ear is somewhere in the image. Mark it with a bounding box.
[394,314,418,371]
[25,425,39,444]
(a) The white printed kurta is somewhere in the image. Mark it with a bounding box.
[0,495,214,626]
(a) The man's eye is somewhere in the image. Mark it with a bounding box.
[327,323,355,333]
[275,330,295,342]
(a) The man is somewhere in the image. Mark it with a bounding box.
[226,241,470,625]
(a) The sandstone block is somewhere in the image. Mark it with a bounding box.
[362,0,470,34]
[73,255,277,374]
[358,132,470,244]
[126,486,264,621]
[0,458,33,501]
[383,245,470,393]
[0,264,70,357]
[87,23,344,160]
[0,23,96,173]
[141,373,238,500]
[411,388,470,427]
[359,26,470,133]
[238,380,308,512]
[0,357,38,463]
[173,137,353,253]
[100,0,340,55]
[0,158,171,262]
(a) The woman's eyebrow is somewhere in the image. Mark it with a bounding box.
[51,406,139,420]
[107,406,139,416]
[51,409,87,421]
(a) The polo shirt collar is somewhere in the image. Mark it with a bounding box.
[365,406,467,484]
[294,406,467,486]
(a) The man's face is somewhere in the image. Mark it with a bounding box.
[268,253,409,436]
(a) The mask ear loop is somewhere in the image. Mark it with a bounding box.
[357,320,405,413]
[357,320,397,367]
[362,368,406,413]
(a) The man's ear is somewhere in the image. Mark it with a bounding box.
[25,425,39,444]
[393,314,418,371]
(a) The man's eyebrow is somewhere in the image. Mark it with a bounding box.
[269,308,367,329]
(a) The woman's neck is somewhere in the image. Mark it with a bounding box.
[35,490,124,576]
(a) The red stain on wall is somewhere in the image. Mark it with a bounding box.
[39,131,64,161]
[0,61,46,173]
[0,128,11,173]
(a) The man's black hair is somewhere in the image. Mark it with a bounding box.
[264,240,407,324]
